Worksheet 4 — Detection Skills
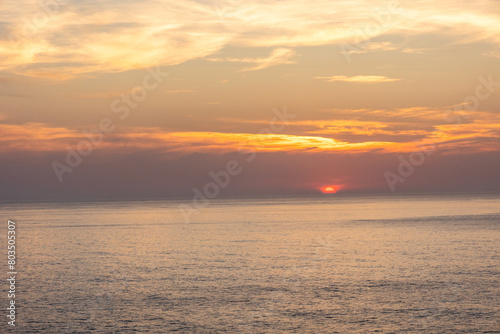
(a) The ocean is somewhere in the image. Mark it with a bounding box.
[2,194,499,333]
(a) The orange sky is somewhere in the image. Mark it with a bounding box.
[1,0,499,201]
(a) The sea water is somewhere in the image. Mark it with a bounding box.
[2,194,499,333]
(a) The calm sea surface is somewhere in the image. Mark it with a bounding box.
[2,195,499,333]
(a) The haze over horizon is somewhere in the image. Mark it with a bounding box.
[1,0,500,202]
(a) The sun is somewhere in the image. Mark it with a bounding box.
[321,185,337,194]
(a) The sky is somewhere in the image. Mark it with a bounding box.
[1,0,499,201]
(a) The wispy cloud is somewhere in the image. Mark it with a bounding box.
[341,42,400,55]
[1,0,498,78]
[209,48,297,71]
[315,75,401,83]
[301,120,429,137]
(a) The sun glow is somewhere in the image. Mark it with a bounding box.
[321,186,337,194]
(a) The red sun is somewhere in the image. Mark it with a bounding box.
[321,186,337,194]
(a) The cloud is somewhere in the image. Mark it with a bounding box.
[327,107,451,122]
[209,48,297,71]
[0,0,233,78]
[301,120,429,137]
[340,41,400,55]
[0,122,399,153]
[315,75,401,83]
[2,116,500,156]
[1,0,499,78]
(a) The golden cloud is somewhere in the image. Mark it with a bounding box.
[1,118,499,155]
[1,0,499,78]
